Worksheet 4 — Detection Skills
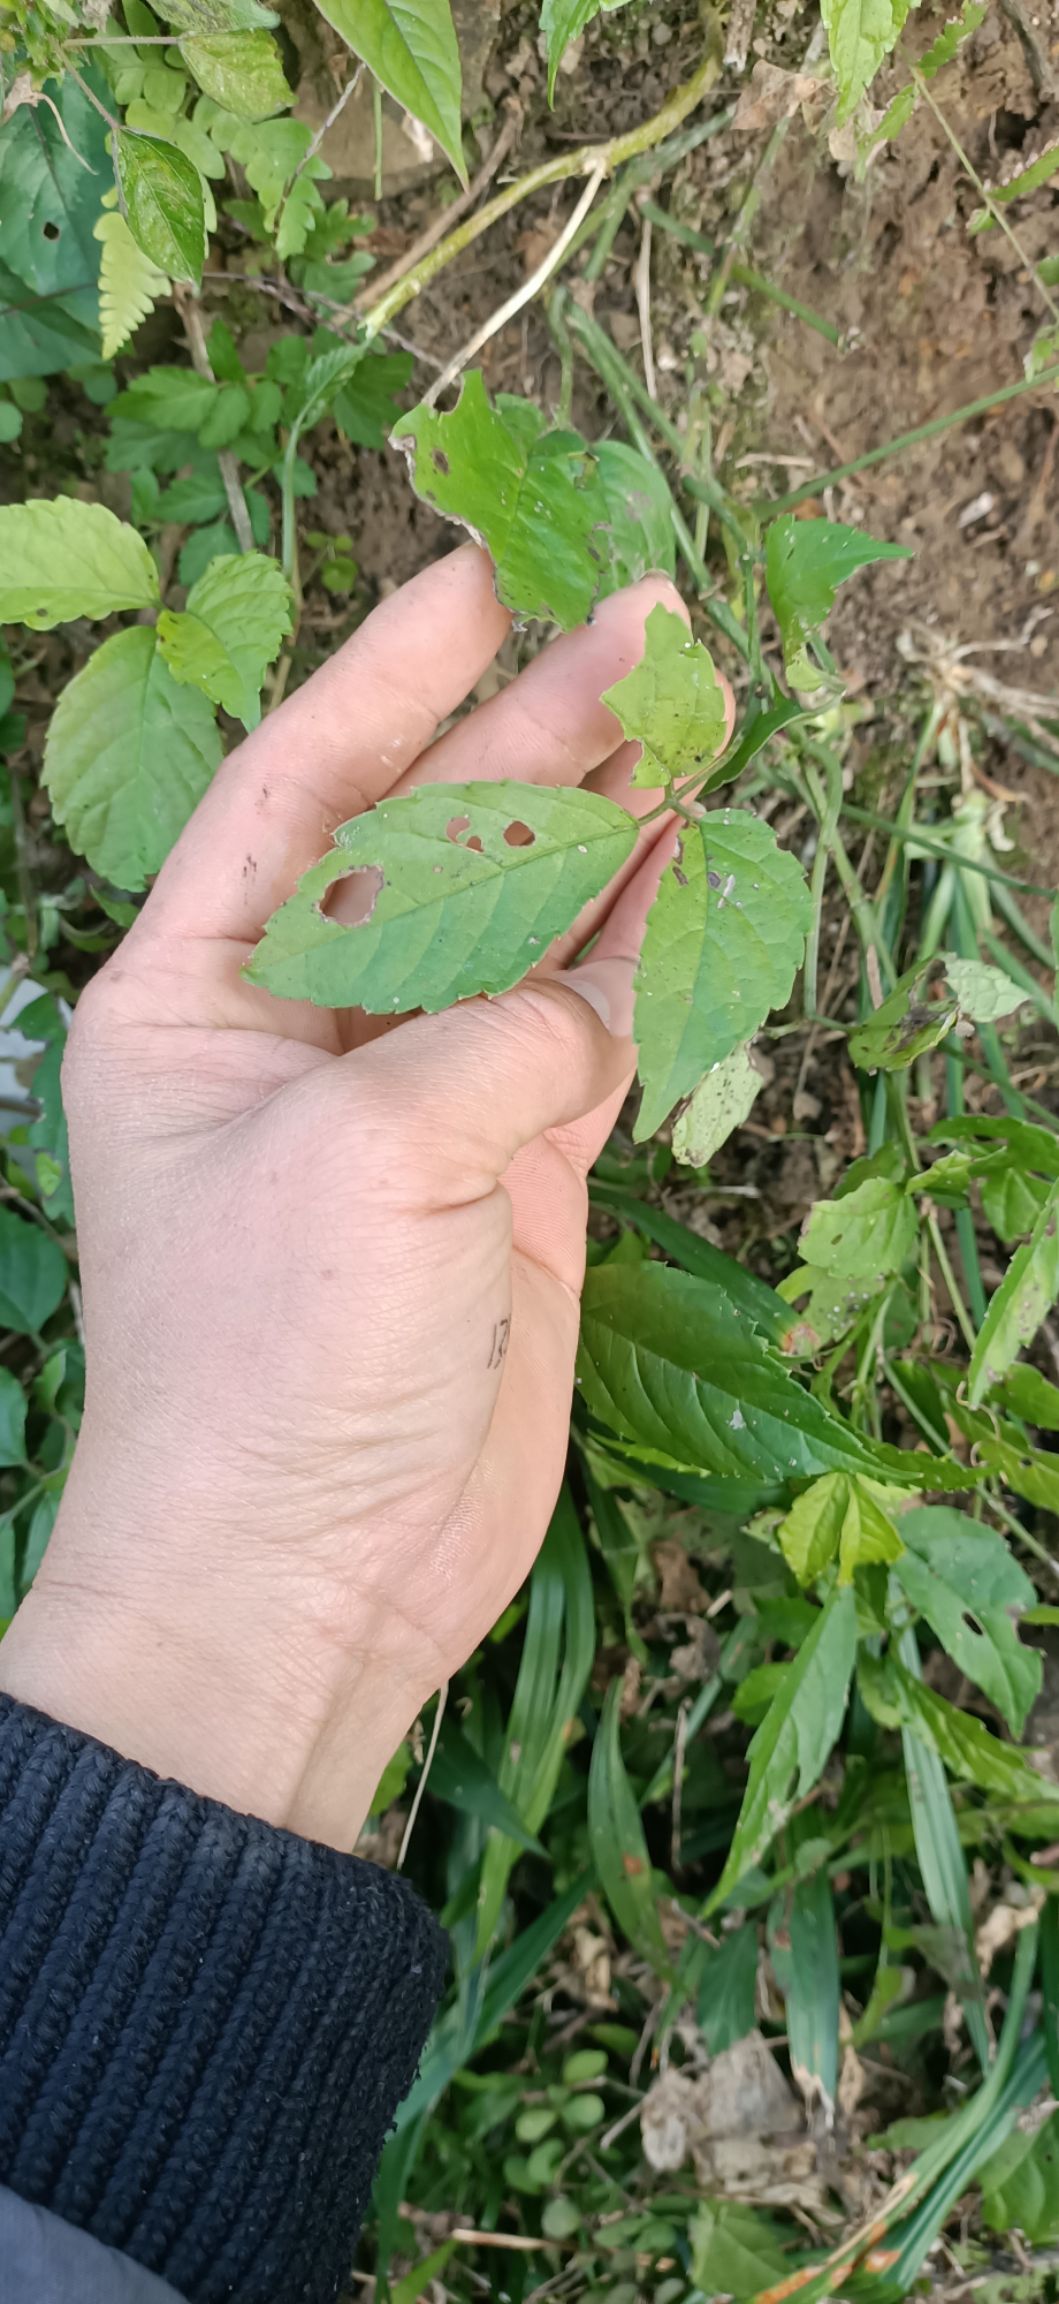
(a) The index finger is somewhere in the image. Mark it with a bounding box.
[142,543,510,950]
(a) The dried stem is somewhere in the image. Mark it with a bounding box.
[173,287,254,554]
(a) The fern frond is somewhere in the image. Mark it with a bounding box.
[94,210,169,360]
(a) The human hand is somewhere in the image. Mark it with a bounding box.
[0,546,730,1847]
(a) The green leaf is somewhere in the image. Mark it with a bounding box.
[601,603,727,793]
[894,1507,1041,1737]
[0,498,159,629]
[982,2111,1059,2244]
[871,0,986,146]
[777,1472,903,1587]
[708,1586,857,1908]
[541,0,634,101]
[0,1208,67,1335]
[849,958,959,1073]
[897,1628,989,2071]
[180,29,291,113]
[968,1179,1059,1406]
[157,551,292,730]
[0,75,107,381]
[779,1175,917,1346]
[971,137,1059,233]
[0,1370,27,1468]
[944,955,1026,1023]
[765,515,911,688]
[332,349,414,448]
[94,209,168,360]
[115,129,207,285]
[428,1721,544,1854]
[671,1044,763,1167]
[577,1264,932,1493]
[999,1364,1059,1432]
[769,1854,840,2113]
[689,2200,789,2300]
[394,372,675,628]
[633,809,811,1139]
[588,1680,669,1966]
[697,1925,758,2055]
[246,779,637,1011]
[310,0,465,178]
[821,0,918,120]
[44,627,222,891]
[891,1667,1059,1822]
[153,0,278,27]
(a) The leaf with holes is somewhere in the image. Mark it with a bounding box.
[602,604,728,793]
[0,497,160,629]
[311,0,465,178]
[707,1585,857,1910]
[893,1507,1040,1736]
[246,780,637,1010]
[671,1044,763,1167]
[968,1178,1059,1405]
[778,1174,917,1347]
[394,372,675,628]
[158,552,292,729]
[114,130,207,285]
[633,809,811,1140]
[44,627,222,890]
[765,515,911,687]
[0,72,107,381]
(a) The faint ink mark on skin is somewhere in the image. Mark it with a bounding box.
[487,1317,511,1371]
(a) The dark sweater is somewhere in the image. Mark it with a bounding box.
[0,1696,447,2304]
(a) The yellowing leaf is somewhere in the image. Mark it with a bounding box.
[94,209,168,360]
[765,515,911,687]
[115,128,207,284]
[0,497,159,627]
[246,780,637,1011]
[777,1472,904,1586]
[44,627,222,890]
[602,604,727,793]
[633,809,811,1139]
[311,0,465,178]
[157,551,292,729]
[672,1044,763,1167]
[394,372,675,629]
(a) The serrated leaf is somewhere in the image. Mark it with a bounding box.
[0,1207,67,1335]
[44,627,222,890]
[894,1507,1040,1736]
[633,809,811,1139]
[180,28,291,113]
[672,1044,763,1167]
[708,1586,857,1908]
[765,515,911,688]
[221,114,313,220]
[944,955,1026,1023]
[601,604,727,793]
[394,371,675,628]
[246,780,637,1011]
[0,498,159,628]
[541,0,634,100]
[157,552,292,730]
[115,129,207,284]
[777,1472,903,1587]
[870,2,987,148]
[971,138,1059,232]
[969,1179,1059,1406]
[94,209,168,359]
[311,0,465,178]
[780,1173,916,1345]
[577,1262,961,1493]
[821,0,918,120]
[890,1666,1059,1826]
[588,1680,669,1966]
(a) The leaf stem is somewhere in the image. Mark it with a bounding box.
[173,286,254,556]
[424,165,606,407]
[360,42,723,336]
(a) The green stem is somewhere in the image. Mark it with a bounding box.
[640,199,842,343]
[837,801,1052,897]
[361,45,723,336]
[925,1209,979,1354]
[756,360,1059,515]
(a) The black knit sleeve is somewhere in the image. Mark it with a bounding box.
[0,1695,447,2304]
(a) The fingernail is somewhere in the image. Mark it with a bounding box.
[556,955,636,1036]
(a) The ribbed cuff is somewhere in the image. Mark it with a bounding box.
[0,1696,447,2304]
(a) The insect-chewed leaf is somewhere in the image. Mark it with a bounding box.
[115,128,207,284]
[94,209,169,360]
[0,497,159,628]
[633,809,811,1140]
[602,604,728,793]
[894,1507,1041,1736]
[246,780,637,1011]
[393,372,675,628]
[311,0,465,178]
[765,515,911,688]
[44,627,222,889]
[820,0,915,119]
[707,1585,857,1909]
[778,1173,917,1347]
[672,1044,763,1168]
[968,1178,1059,1406]
[157,552,292,729]
[944,956,1026,1024]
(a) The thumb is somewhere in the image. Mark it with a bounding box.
[348,956,636,1184]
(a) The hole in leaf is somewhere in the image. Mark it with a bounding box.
[432,448,450,476]
[446,814,471,841]
[503,820,536,848]
[961,1610,984,1639]
[321,864,384,927]
[42,220,60,241]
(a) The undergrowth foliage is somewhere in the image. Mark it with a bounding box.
[2,0,1059,2297]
